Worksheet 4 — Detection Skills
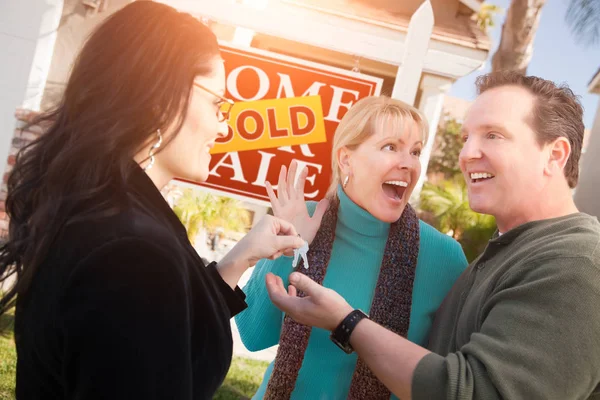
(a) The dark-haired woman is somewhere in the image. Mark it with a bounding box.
[0,2,304,399]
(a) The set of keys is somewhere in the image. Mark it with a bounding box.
[292,237,309,270]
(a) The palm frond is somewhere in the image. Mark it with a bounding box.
[473,3,504,32]
[171,188,251,241]
[420,179,494,237]
[566,0,600,46]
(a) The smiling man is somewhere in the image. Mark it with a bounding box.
[266,72,600,400]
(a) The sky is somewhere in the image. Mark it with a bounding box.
[449,0,600,129]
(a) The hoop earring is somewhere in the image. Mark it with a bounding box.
[343,175,349,188]
[144,129,163,171]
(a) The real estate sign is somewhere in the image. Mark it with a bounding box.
[178,43,382,204]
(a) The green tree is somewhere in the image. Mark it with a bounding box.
[422,116,497,262]
[420,179,472,240]
[172,188,251,243]
[420,179,496,262]
[473,2,503,32]
[460,218,498,262]
[428,117,464,180]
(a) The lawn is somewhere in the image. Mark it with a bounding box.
[214,357,268,400]
[0,309,15,400]
[0,309,266,400]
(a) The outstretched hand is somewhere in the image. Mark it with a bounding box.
[266,160,329,245]
[265,272,353,331]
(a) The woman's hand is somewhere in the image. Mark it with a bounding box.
[266,160,329,245]
[241,215,306,265]
[217,215,305,289]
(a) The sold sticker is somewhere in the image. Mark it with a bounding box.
[211,95,327,154]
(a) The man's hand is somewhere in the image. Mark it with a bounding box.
[266,160,329,245]
[268,273,429,400]
[265,272,353,331]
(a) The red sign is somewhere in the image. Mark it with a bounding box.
[178,43,382,205]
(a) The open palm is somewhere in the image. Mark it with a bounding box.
[266,160,329,245]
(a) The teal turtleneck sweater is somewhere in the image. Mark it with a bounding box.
[235,186,467,399]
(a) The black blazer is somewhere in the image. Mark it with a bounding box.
[14,165,247,400]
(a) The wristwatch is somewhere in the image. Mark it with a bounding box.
[330,309,369,354]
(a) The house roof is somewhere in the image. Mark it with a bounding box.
[589,67,600,94]
[286,0,491,50]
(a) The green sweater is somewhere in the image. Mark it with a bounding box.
[236,186,467,399]
[413,213,600,400]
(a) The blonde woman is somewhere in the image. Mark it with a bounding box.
[236,96,467,400]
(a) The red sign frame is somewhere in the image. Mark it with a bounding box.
[177,43,382,205]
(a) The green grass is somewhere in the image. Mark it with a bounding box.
[0,309,15,400]
[0,309,266,400]
[215,357,269,400]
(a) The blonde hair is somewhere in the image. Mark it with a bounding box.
[326,96,429,199]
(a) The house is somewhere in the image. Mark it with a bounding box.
[184,0,490,197]
[574,68,600,218]
[0,0,491,236]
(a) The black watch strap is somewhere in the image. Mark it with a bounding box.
[330,309,369,354]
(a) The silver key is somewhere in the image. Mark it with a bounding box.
[293,240,309,269]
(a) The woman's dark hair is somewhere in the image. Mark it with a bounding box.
[0,1,220,314]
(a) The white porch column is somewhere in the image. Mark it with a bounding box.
[411,74,453,203]
[0,0,64,178]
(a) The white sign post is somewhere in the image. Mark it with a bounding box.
[391,0,437,203]
[391,0,435,105]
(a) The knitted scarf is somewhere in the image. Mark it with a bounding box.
[264,199,420,400]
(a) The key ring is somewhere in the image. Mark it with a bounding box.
[292,235,310,270]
